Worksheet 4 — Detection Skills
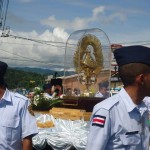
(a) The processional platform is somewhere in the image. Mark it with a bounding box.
[60,96,104,112]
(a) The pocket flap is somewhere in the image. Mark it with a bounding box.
[2,118,19,128]
[119,133,140,145]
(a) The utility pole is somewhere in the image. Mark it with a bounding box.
[0,0,9,36]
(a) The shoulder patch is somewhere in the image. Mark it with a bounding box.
[92,115,106,127]
[94,95,119,111]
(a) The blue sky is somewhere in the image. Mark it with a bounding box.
[0,0,150,69]
[7,0,150,43]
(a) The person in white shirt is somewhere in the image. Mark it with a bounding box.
[0,61,38,150]
[95,81,109,98]
[86,45,150,150]
[43,83,53,99]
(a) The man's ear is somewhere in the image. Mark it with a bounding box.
[136,74,144,85]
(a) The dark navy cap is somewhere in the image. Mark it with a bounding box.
[114,45,150,67]
[43,83,51,90]
[0,61,8,77]
[51,78,62,86]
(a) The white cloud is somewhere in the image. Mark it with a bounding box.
[91,6,126,24]
[41,5,126,31]
[93,6,105,17]
[108,13,126,22]
[98,12,126,24]
[2,3,149,70]
[41,16,89,31]
[53,28,69,42]
[109,28,150,47]
[0,28,69,69]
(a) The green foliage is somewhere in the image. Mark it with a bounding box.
[31,87,63,110]
[32,98,63,110]
[5,68,46,90]
[4,67,75,90]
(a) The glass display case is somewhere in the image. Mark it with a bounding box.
[63,28,112,98]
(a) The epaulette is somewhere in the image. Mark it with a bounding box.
[93,94,119,112]
[14,93,28,101]
[14,93,34,116]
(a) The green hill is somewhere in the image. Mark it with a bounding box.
[4,67,75,90]
[5,68,46,90]
[13,67,58,75]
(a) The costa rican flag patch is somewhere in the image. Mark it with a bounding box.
[92,115,106,127]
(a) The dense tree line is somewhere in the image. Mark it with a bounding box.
[5,68,46,90]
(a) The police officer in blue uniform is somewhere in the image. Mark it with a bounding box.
[0,61,38,150]
[86,45,150,150]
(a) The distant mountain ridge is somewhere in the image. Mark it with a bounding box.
[6,68,45,89]
[13,67,75,77]
[6,67,76,89]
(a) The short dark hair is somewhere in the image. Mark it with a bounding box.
[0,78,7,88]
[98,81,109,89]
[118,63,150,87]
[43,83,51,91]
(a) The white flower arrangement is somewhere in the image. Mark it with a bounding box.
[31,87,63,110]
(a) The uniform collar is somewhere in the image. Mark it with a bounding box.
[143,96,150,111]
[119,88,148,113]
[1,88,12,103]
[119,88,137,112]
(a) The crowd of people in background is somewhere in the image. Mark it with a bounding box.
[26,83,63,100]
[15,80,112,100]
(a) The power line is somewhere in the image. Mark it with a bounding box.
[0,48,65,65]
[0,56,65,67]
[9,34,67,48]
[0,0,9,32]
[1,31,69,48]
[2,33,150,48]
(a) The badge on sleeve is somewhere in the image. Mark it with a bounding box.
[92,115,106,127]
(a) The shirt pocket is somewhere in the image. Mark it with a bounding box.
[2,118,20,142]
[119,133,141,146]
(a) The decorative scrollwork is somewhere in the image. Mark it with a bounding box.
[73,34,103,90]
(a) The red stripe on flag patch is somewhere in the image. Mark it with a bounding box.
[92,115,106,127]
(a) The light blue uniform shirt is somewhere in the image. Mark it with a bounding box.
[86,88,149,150]
[0,89,38,150]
